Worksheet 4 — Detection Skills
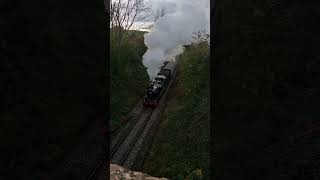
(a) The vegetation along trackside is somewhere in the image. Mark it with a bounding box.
[143,32,210,180]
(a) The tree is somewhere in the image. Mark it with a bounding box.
[110,0,151,47]
[153,7,167,22]
[192,30,210,45]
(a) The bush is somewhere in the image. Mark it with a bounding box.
[110,30,149,131]
[143,40,210,179]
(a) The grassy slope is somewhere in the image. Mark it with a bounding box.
[110,30,149,131]
[143,42,209,179]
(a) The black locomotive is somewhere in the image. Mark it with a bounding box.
[143,59,177,108]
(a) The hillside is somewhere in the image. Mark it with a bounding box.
[143,41,210,179]
[110,30,149,131]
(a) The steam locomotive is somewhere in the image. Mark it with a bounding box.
[143,58,177,108]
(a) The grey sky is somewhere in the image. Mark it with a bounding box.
[142,0,210,78]
[132,0,209,31]
[131,0,177,30]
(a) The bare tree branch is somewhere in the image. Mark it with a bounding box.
[110,0,151,48]
[153,7,167,22]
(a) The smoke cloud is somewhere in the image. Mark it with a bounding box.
[142,0,210,79]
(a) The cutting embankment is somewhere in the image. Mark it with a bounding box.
[143,40,210,179]
[110,29,149,132]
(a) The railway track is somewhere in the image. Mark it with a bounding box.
[111,108,153,166]
[110,107,147,158]
[119,108,153,165]
[86,59,179,179]
[85,107,153,180]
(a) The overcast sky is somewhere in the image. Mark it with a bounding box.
[130,0,175,30]
[111,0,213,29]
[141,0,210,78]
[131,0,209,31]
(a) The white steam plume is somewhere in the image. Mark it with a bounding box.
[142,0,210,79]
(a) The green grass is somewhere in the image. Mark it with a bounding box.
[110,30,149,131]
[143,41,210,179]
